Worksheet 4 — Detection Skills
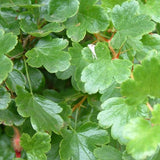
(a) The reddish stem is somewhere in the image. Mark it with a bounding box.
[15,151,21,158]
[12,126,22,158]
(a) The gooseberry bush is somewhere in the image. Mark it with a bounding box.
[1,0,160,159]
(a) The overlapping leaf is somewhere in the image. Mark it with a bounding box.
[26,67,45,92]
[6,69,26,92]
[111,0,155,49]
[81,42,132,94]
[0,55,13,84]
[0,100,24,126]
[0,135,15,160]
[45,0,79,22]
[94,145,122,160]
[20,132,51,160]
[0,9,20,35]
[65,0,109,42]
[124,105,160,160]
[0,30,17,83]
[136,34,160,60]
[0,0,31,8]
[97,97,149,143]
[20,19,64,37]
[15,87,63,133]
[102,0,126,9]
[60,122,109,160]
[0,86,11,110]
[121,55,160,105]
[140,0,160,23]
[26,38,71,73]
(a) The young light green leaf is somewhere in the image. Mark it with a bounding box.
[102,0,126,9]
[65,0,109,42]
[81,43,132,94]
[0,100,24,126]
[111,0,155,49]
[0,86,11,110]
[26,38,71,73]
[136,34,160,61]
[6,69,26,92]
[121,56,160,105]
[0,55,13,84]
[141,34,160,52]
[97,97,149,143]
[15,87,63,133]
[140,0,160,23]
[20,19,64,37]
[124,116,160,159]
[45,0,79,22]
[0,29,17,55]
[60,122,109,160]
[94,145,122,160]
[20,132,51,160]
[150,104,160,124]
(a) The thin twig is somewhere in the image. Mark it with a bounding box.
[72,96,87,112]
[147,102,153,112]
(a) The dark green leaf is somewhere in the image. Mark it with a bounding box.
[15,87,63,133]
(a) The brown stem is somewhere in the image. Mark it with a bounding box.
[72,96,87,112]
[94,33,118,59]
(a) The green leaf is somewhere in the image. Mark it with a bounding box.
[20,19,64,37]
[102,0,126,9]
[47,134,62,160]
[20,132,51,160]
[0,86,11,110]
[136,34,160,61]
[140,0,160,23]
[0,29,17,55]
[15,87,63,133]
[69,43,86,92]
[111,0,155,49]
[45,0,79,22]
[0,9,20,35]
[121,56,160,105]
[94,145,122,160]
[26,67,45,93]
[0,0,31,8]
[26,38,71,73]
[6,69,26,92]
[60,122,110,160]
[65,0,109,42]
[56,66,74,80]
[141,34,160,52]
[0,55,13,84]
[42,89,64,103]
[0,135,15,160]
[100,82,121,103]
[0,100,24,126]
[150,104,160,124]
[97,97,149,143]
[81,43,132,94]
[124,112,160,160]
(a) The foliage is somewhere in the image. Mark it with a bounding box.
[0,0,160,160]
